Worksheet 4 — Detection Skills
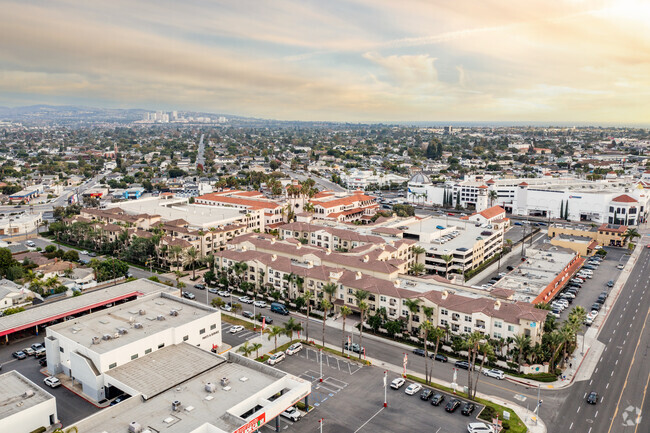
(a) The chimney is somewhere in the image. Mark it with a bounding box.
[326,248,331,255]
[271,237,276,244]
[355,271,362,280]
[296,243,301,250]
[442,290,449,300]
[241,245,247,252]
[307,261,313,269]
[271,254,277,262]
[393,279,400,287]
[494,300,501,310]
[363,255,369,263]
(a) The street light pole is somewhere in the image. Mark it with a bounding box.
[383,370,388,408]
[319,348,323,382]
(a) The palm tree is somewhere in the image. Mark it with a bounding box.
[322,282,337,303]
[251,342,263,359]
[623,228,640,245]
[412,246,426,263]
[340,305,352,353]
[303,290,313,342]
[512,334,531,372]
[184,247,199,280]
[404,298,421,334]
[283,317,303,341]
[420,320,434,384]
[463,331,484,400]
[488,190,498,207]
[44,275,60,294]
[441,254,453,279]
[409,262,425,276]
[472,341,494,399]
[237,341,255,358]
[170,245,183,272]
[231,302,242,316]
[265,325,284,351]
[429,327,446,383]
[320,298,332,347]
[357,300,368,359]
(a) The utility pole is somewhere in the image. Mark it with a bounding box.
[319,348,323,382]
[383,370,388,407]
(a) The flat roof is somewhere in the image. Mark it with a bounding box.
[0,279,175,337]
[75,346,310,433]
[109,197,246,229]
[493,244,576,302]
[400,216,497,252]
[0,371,54,419]
[48,292,217,354]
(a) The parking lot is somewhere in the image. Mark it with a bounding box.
[267,346,483,433]
[0,334,99,426]
[221,322,263,347]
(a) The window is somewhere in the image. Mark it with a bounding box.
[440,319,448,326]
[109,362,117,369]
[131,354,138,360]
[59,347,64,353]
[183,335,189,341]
[158,343,165,349]
[145,348,152,354]
[464,326,472,333]
[494,321,502,328]
[464,315,472,322]
[380,296,386,302]
[200,328,206,335]
[493,332,502,339]
[210,324,216,330]
[507,325,515,332]
[441,309,448,316]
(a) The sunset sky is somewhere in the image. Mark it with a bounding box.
[1,0,648,124]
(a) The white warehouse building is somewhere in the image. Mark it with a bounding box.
[0,370,58,432]
[407,173,649,225]
[44,291,222,402]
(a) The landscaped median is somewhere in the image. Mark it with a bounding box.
[405,374,528,433]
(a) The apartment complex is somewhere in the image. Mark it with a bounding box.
[308,190,379,223]
[548,223,629,247]
[195,189,282,228]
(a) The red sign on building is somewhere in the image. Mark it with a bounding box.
[233,413,266,433]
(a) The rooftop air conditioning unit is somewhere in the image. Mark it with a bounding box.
[92,336,101,345]
[172,400,181,411]
[134,323,143,329]
[23,389,35,398]
[128,422,143,433]
[169,309,179,317]
[102,334,112,340]
[157,315,165,321]
[117,327,128,335]
[139,309,146,315]
[205,382,217,393]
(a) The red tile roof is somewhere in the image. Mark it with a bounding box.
[611,194,637,203]
[479,206,506,220]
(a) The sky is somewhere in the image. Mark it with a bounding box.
[0,0,649,124]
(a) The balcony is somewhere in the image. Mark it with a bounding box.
[475,320,486,329]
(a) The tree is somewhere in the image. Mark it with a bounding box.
[170,245,183,272]
[488,190,498,207]
[429,327,446,382]
[322,282,337,303]
[404,298,421,334]
[623,228,640,245]
[320,298,332,346]
[412,246,426,263]
[283,317,303,340]
[0,247,15,276]
[409,262,425,276]
[441,254,453,279]
[513,334,531,372]
[211,297,225,309]
[463,331,484,400]
[303,290,313,342]
[340,306,352,353]
[184,247,199,280]
[357,300,368,359]
[420,320,434,384]
[265,325,284,351]
[472,341,494,399]
[237,341,255,358]
[231,302,242,316]
[251,342,263,359]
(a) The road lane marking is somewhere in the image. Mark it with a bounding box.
[606,383,609,389]
[611,371,614,377]
[589,380,593,386]
[354,407,385,433]
[577,406,581,413]
[634,365,650,433]
[607,304,650,433]
[595,411,598,418]
[616,360,618,365]
[595,368,599,373]
[584,393,587,398]
[569,422,573,429]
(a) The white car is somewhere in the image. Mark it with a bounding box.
[467,422,496,433]
[267,352,286,365]
[220,305,232,312]
[404,383,423,395]
[253,301,267,308]
[280,406,301,422]
[80,250,89,255]
[218,290,230,297]
[238,296,253,304]
[229,325,244,334]
[483,369,505,380]
[390,378,405,389]
[285,343,303,355]
[44,376,61,388]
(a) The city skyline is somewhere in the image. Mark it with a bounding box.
[1,0,649,124]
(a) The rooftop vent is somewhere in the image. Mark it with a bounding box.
[138,309,146,315]
[134,323,143,329]
[92,336,101,345]
[205,382,217,393]
[117,328,128,335]
[128,422,143,433]
[23,389,35,398]
[172,400,181,412]
[102,334,112,340]
[157,315,166,321]
[170,309,179,317]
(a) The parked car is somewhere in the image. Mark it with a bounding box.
[182,291,196,300]
[455,360,472,370]
[12,351,27,360]
[22,347,36,356]
[445,398,462,412]
[390,378,405,389]
[229,325,244,334]
[258,315,273,324]
[467,422,496,433]
[586,391,598,404]
[194,284,206,290]
[242,311,254,319]
[220,304,232,312]
[267,352,286,366]
[39,358,47,367]
[404,383,422,395]
[218,290,230,297]
[34,348,46,358]
[430,393,445,406]
[281,406,301,421]
[412,348,426,357]
[591,303,602,312]
[31,343,44,351]
[253,301,267,308]
[208,288,218,294]
[461,402,476,416]
[345,342,363,353]
[238,296,253,304]
[110,394,131,406]
[286,343,303,355]
[44,376,61,388]
[432,354,448,362]
[483,369,505,380]
[607,280,614,287]
[420,389,434,401]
